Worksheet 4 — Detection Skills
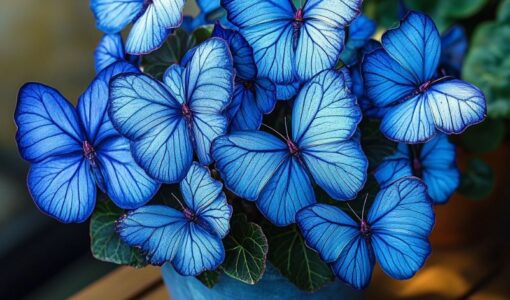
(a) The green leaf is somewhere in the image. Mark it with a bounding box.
[142,27,213,80]
[498,0,510,23]
[90,200,146,268]
[459,119,506,153]
[360,119,397,171]
[363,0,400,29]
[463,21,510,119]
[221,214,268,284]
[458,159,495,200]
[265,224,333,291]
[197,270,220,288]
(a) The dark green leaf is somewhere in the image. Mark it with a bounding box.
[360,119,397,171]
[463,21,510,119]
[265,224,333,291]
[458,159,495,200]
[142,27,213,80]
[221,214,268,284]
[498,0,510,23]
[197,270,220,288]
[459,119,506,153]
[90,200,146,267]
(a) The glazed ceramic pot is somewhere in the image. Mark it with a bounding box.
[161,263,361,300]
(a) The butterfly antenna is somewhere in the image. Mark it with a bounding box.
[346,202,362,222]
[284,117,290,140]
[361,194,369,221]
[261,123,286,140]
[171,193,185,210]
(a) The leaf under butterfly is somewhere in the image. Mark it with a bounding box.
[221,214,269,285]
[197,270,220,288]
[90,200,146,268]
[265,224,333,291]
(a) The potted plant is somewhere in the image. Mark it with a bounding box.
[14,0,495,298]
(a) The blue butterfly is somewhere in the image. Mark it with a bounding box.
[109,38,234,183]
[117,163,232,275]
[340,14,377,67]
[362,11,486,143]
[276,81,301,100]
[212,69,367,226]
[90,0,185,54]
[94,34,140,73]
[375,134,460,204]
[297,177,435,289]
[15,62,160,223]
[440,25,468,78]
[212,23,276,131]
[222,0,362,83]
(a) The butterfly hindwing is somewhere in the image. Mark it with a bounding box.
[212,131,289,201]
[94,34,126,72]
[90,0,144,34]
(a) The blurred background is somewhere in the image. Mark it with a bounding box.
[0,0,508,299]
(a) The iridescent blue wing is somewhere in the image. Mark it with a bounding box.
[257,157,315,226]
[297,204,374,290]
[296,0,361,80]
[211,131,288,201]
[109,73,192,183]
[117,205,226,275]
[125,0,185,54]
[425,79,486,135]
[291,70,366,200]
[212,24,256,81]
[197,0,221,15]
[94,34,125,73]
[346,15,377,49]
[302,140,368,200]
[440,25,467,77]
[222,0,295,83]
[374,158,412,188]
[28,155,96,223]
[180,163,232,237]
[381,11,441,84]
[380,94,436,143]
[15,83,84,162]
[420,134,460,204]
[292,70,361,147]
[368,177,434,280]
[78,62,159,209]
[90,0,143,33]
[230,79,276,131]
[276,81,300,100]
[185,38,234,165]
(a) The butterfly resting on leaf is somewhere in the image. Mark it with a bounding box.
[117,163,232,276]
[15,62,160,223]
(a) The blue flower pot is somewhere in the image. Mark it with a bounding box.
[161,263,362,300]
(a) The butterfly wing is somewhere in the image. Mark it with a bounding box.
[381,11,441,84]
[15,83,84,162]
[78,63,159,209]
[222,0,295,83]
[420,134,460,204]
[374,158,413,188]
[440,25,467,77]
[125,0,185,54]
[184,38,234,165]
[292,70,366,200]
[94,34,126,73]
[90,0,143,33]
[257,157,315,226]
[180,163,232,238]
[425,79,486,135]
[368,177,434,280]
[230,79,276,131]
[297,204,374,289]
[109,73,192,183]
[276,81,300,100]
[212,131,289,201]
